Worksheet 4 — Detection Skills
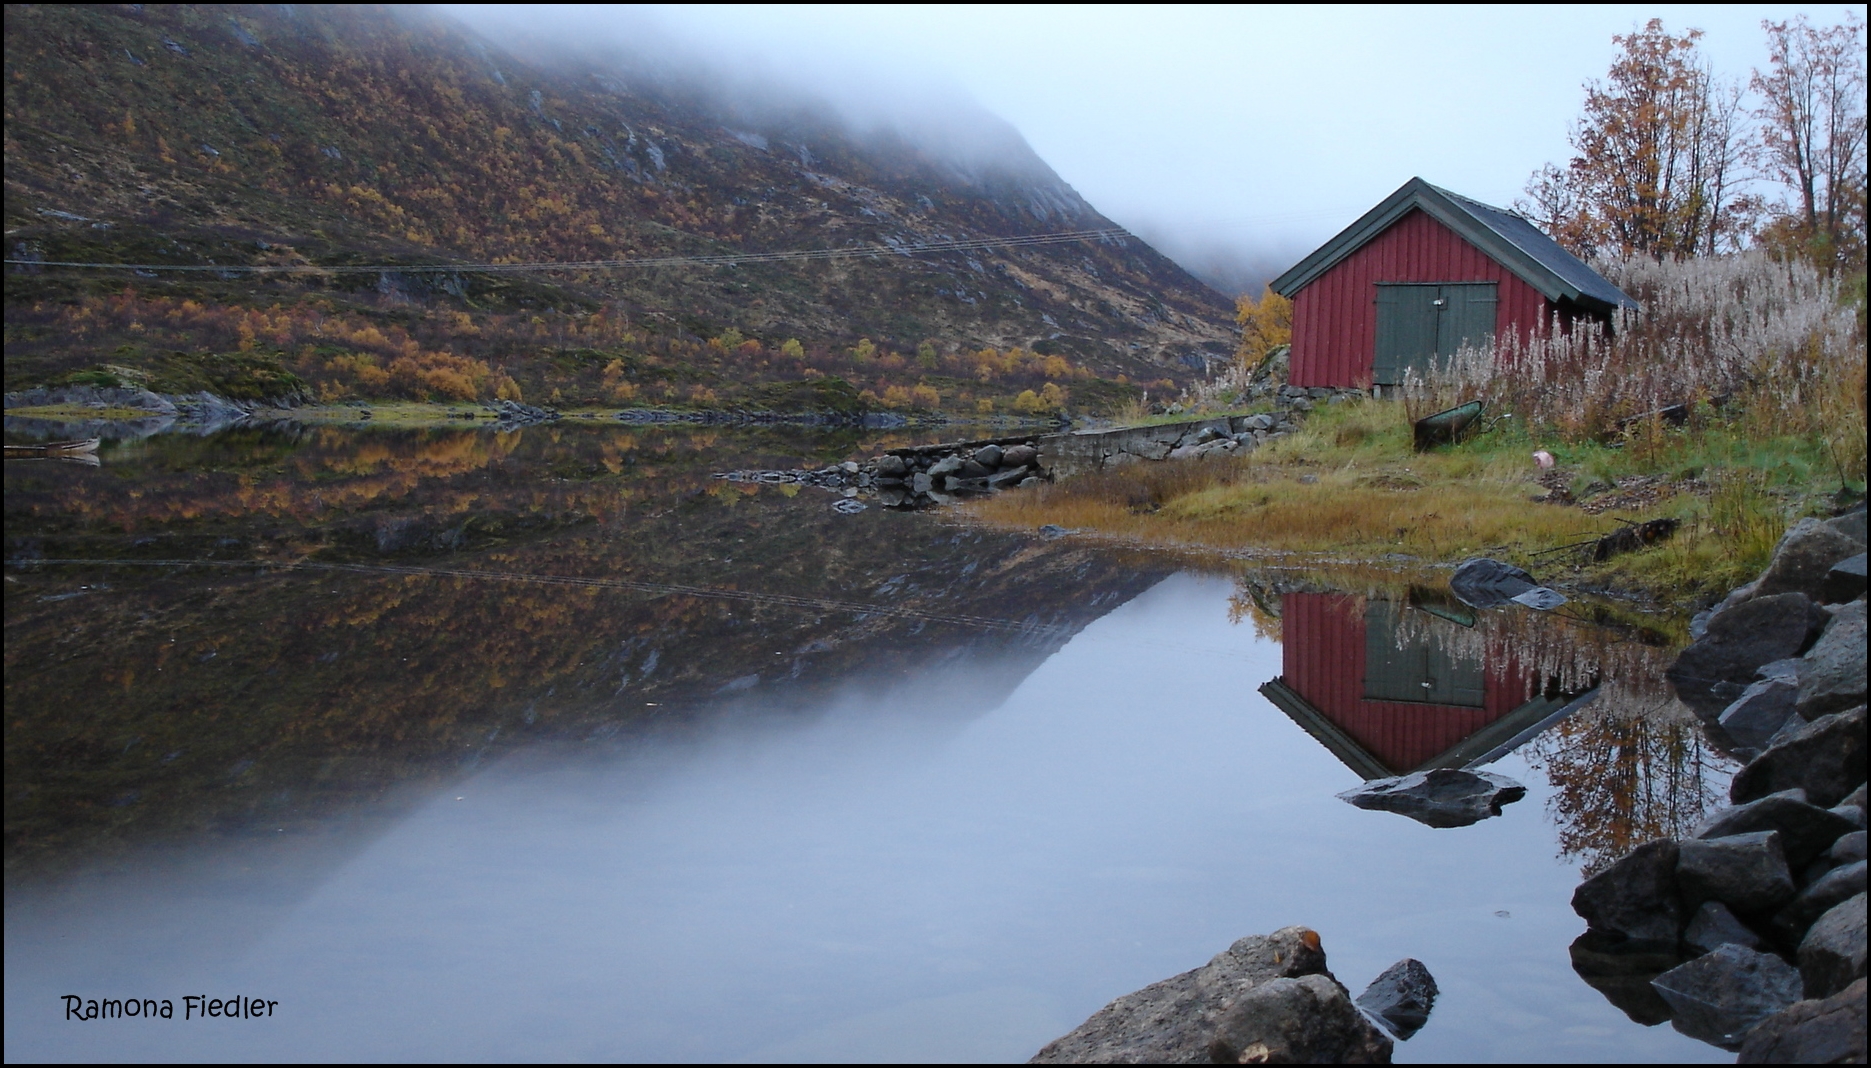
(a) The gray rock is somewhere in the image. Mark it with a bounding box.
[987,465,1033,489]
[1732,705,1867,808]
[874,454,908,478]
[1167,443,1203,461]
[927,455,964,478]
[972,444,1004,468]
[1669,593,1830,718]
[1697,789,1863,866]
[1243,413,1276,431]
[1573,839,1685,948]
[1825,553,1868,603]
[1037,524,1068,540]
[1755,517,1868,602]
[1335,768,1526,828]
[1799,893,1868,999]
[1651,943,1804,1050]
[1355,958,1438,1040]
[957,459,991,479]
[1793,863,1868,932]
[911,472,933,494]
[1722,678,1803,750]
[1206,974,1393,1064]
[837,460,860,475]
[1510,586,1568,610]
[1001,444,1038,468]
[1684,900,1767,955]
[1028,926,1332,1063]
[1737,977,1867,1065]
[1448,558,1539,608]
[1833,831,1869,867]
[1827,509,1868,547]
[1678,832,1797,914]
[1759,658,1805,681]
[1797,603,1867,720]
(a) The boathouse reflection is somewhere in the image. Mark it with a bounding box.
[1260,592,1584,779]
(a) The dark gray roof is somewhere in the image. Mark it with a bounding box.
[1270,178,1637,313]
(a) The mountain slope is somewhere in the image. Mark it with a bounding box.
[3,4,1235,411]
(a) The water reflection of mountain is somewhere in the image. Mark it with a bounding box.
[3,425,1169,875]
[1260,592,1580,779]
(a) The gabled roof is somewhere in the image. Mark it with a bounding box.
[1270,178,1638,313]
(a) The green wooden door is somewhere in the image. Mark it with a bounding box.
[1436,283,1499,361]
[1373,285,1441,386]
[1374,282,1499,385]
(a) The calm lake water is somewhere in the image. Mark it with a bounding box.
[5,423,1737,1063]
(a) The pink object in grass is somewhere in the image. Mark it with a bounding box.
[1533,451,1556,469]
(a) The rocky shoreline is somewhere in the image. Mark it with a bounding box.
[1569,502,1866,1059]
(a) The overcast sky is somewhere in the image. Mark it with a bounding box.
[448,4,1862,294]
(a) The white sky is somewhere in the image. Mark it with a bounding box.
[449,4,1864,292]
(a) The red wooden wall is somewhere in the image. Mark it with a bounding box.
[1289,209,1554,388]
[1280,593,1535,774]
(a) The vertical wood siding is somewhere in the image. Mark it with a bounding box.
[1279,593,1534,774]
[1289,209,1554,388]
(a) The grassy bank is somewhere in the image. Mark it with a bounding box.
[971,395,1858,610]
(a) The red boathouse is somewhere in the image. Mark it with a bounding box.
[1269,178,1636,391]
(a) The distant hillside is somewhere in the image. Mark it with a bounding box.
[2,4,1235,413]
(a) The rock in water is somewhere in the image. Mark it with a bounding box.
[1796,602,1868,720]
[1718,678,1802,751]
[1676,832,1797,915]
[1667,592,1830,718]
[1569,930,1682,1025]
[1799,893,1868,1000]
[1683,901,1767,955]
[1335,768,1527,828]
[1509,586,1568,610]
[1448,558,1539,608]
[1029,927,1339,1063]
[1737,977,1868,1065]
[1572,840,1685,949]
[1355,959,1438,1040]
[1206,975,1393,1064]
[1730,704,1867,808]
[1695,789,1863,866]
[1650,943,1804,1049]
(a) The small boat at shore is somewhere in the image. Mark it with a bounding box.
[3,437,101,458]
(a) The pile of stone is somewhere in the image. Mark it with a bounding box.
[716,437,1047,509]
[1030,927,1432,1063]
[1570,502,1867,1059]
[483,399,559,428]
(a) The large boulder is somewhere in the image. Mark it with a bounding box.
[1696,789,1863,867]
[1719,678,1802,751]
[1355,958,1438,1040]
[1668,593,1830,717]
[1677,832,1797,914]
[1683,900,1767,955]
[1029,927,1332,1063]
[1797,603,1868,720]
[1738,977,1867,1065]
[1001,444,1039,468]
[1448,558,1539,608]
[1754,517,1868,602]
[1572,839,1684,948]
[1650,943,1804,1049]
[1799,893,1868,1000]
[1826,553,1869,604]
[1731,705,1868,808]
[1335,768,1526,828]
[1206,975,1393,1064]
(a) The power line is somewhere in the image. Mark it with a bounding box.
[2,227,1130,276]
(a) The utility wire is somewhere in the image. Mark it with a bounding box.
[2,227,1130,275]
